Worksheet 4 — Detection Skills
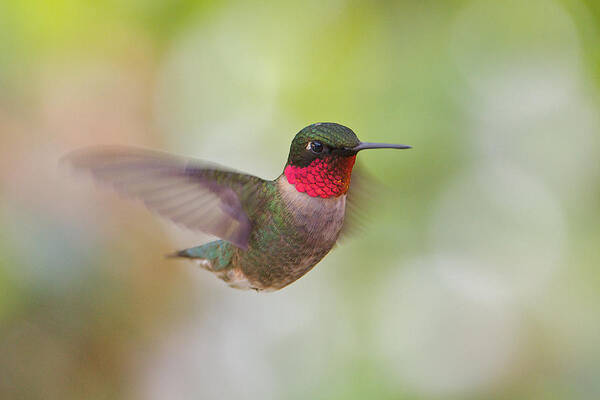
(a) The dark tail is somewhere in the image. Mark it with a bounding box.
[165,249,189,259]
[164,240,232,272]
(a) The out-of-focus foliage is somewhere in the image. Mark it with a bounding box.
[1,1,599,399]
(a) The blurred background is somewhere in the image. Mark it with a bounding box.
[1,0,600,399]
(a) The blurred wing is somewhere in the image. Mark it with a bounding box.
[63,146,266,249]
[339,163,383,240]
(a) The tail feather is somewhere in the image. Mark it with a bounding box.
[166,239,233,272]
[165,250,187,259]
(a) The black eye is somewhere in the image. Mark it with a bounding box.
[308,141,323,154]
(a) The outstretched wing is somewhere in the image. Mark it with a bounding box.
[339,163,383,240]
[63,146,266,249]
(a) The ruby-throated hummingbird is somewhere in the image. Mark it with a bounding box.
[66,123,411,291]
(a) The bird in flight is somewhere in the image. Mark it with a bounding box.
[65,123,411,291]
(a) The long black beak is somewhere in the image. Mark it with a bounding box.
[351,142,412,152]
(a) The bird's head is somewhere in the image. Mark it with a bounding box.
[284,122,411,198]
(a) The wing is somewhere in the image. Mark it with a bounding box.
[63,146,267,249]
[339,163,383,240]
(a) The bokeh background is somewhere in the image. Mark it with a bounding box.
[2,0,600,399]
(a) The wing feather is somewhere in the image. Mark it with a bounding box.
[63,146,266,249]
[339,163,384,240]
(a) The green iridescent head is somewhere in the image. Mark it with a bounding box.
[286,123,360,167]
[286,122,411,168]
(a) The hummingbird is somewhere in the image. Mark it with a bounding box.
[65,123,411,291]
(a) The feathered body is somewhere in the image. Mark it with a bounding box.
[65,123,410,291]
[182,176,347,291]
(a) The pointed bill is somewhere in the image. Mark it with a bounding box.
[352,142,412,151]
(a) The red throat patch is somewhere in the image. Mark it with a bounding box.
[284,155,356,198]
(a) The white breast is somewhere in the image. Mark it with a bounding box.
[277,175,346,243]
